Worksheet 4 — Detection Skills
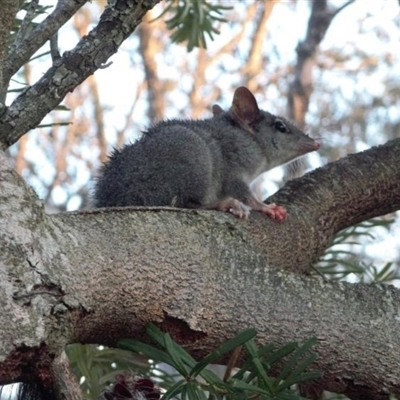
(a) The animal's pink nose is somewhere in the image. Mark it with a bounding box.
[313,141,321,150]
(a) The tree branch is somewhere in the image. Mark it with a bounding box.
[0,0,161,150]
[51,351,83,400]
[1,137,400,398]
[332,0,356,18]
[0,0,20,102]
[274,137,400,232]
[11,0,39,54]
[2,0,88,93]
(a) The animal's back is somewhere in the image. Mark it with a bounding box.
[94,121,219,208]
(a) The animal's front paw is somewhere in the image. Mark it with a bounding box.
[227,199,251,219]
[209,197,251,219]
[260,203,287,222]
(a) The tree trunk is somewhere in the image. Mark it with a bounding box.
[1,137,400,399]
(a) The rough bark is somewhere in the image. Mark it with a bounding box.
[0,0,20,102]
[1,136,400,399]
[2,0,89,99]
[0,0,162,150]
[51,351,83,400]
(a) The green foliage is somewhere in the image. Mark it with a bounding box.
[316,217,399,283]
[66,344,152,400]
[156,0,232,51]
[118,324,321,399]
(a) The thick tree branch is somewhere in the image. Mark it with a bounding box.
[274,137,400,232]
[0,0,161,150]
[1,138,400,399]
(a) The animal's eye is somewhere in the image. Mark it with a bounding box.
[274,119,288,133]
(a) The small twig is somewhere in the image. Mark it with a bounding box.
[3,0,88,87]
[50,32,61,62]
[12,0,39,53]
[332,0,356,18]
[13,290,61,300]
[97,61,113,69]
[311,265,329,282]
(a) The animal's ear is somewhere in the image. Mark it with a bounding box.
[212,104,224,116]
[229,87,260,129]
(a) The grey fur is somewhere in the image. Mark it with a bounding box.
[94,87,319,218]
